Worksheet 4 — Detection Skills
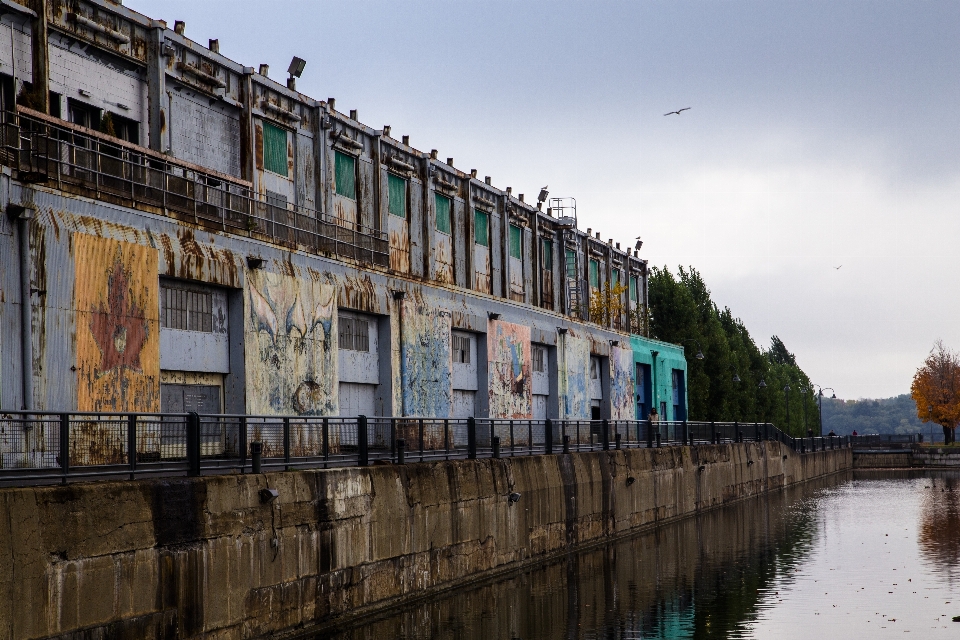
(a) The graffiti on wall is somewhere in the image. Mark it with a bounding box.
[400,298,452,417]
[487,320,532,419]
[74,233,160,412]
[245,270,338,416]
[560,329,591,419]
[610,344,635,420]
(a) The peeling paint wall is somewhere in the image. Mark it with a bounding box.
[610,343,635,420]
[487,320,532,419]
[560,329,591,420]
[244,270,338,416]
[388,213,410,273]
[73,233,160,412]
[400,298,451,417]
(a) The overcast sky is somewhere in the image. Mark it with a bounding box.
[127,0,960,400]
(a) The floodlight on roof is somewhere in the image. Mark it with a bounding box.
[288,56,307,79]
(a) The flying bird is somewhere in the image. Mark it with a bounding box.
[664,107,691,116]
[834,265,842,270]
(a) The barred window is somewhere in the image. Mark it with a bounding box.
[453,334,471,364]
[533,346,545,373]
[338,315,370,351]
[161,285,213,332]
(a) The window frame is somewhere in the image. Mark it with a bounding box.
[435,193,452,235]
[262,120,289,177]
[509,224,522,260]
[588,259,600,290]
[334,150,358,200]
[338,314,371,352]
[474,208,490,247]
[387,172,407,218]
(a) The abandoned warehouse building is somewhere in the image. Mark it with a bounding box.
[0,0,689,438]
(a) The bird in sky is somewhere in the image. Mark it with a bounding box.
[834,265,842,270]
[664,107,691,116]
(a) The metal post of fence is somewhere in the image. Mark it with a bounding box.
[59,413,69,483]
[418,418,424,462]
[682,420,687,446]
[251,441,262,474]
[647,421,654,448]
[509,420,515,455]
[545,419,553,454]
[602,419,610,451]
[358,415,369,466]
[283,417,291,471]
[187,412,201,477]
[444,419,450,460]
[397,438,406,465]
[615,433,622,450]
[239,416,248,472]
[711,421,717,444]
[467,417,477,459]
[492,436,501,459]
[528,420,533,455]
[322,417,330,464]
[656,430,662,448]
[127,414,137,480]
[563,434,570,454]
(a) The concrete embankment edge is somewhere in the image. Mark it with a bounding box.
[0,442,850,640]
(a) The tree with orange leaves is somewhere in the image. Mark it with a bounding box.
[911,340,960,444]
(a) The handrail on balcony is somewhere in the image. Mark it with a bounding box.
[0,107,389,268]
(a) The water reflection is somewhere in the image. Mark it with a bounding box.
[314,474,848,640]
[919,473,960,585]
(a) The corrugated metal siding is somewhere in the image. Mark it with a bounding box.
[169,86,242,177]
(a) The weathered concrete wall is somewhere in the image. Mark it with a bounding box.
[853,447,960,468]
[0,443,850,640]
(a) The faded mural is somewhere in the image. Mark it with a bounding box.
[610,344,635,420]
[560,329,591,419]
[487,320,532,419]
[400,298,452,417]
[245,270,338,416]
[74,233,160,412]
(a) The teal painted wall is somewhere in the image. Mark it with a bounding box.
[630,335,689,421]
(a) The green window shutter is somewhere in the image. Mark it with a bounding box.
[335,151,357,200]
[388,173,406,218]
[435,193,451,234]
[509,225,522,259]
[474,209,489,246]
[629,276,638,302]
[541,239,553,270]
[565,249,577,279]
[589,259,599,289]
[612,269,620,289]
[263,121,288,176]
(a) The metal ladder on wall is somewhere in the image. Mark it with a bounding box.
[565,245,582,317]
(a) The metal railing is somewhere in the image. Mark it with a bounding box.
[0,412,851,486]
[0,108,388,268]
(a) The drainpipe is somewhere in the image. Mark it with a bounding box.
[650,349,659,419]
[9,204,33,410]
[393,290,406,416]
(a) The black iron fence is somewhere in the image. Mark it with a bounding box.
[0,412,850,486]
[0,108,388,268]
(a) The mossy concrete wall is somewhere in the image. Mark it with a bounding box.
[0,443,851,640]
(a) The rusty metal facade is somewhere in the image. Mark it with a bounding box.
[0,0,686,460]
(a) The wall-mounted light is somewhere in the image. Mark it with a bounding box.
[488,312,501,320]
[635,238,643,251]
[697,465,706,473]
[392,290,406,300]
[732,373,741,383]
[758,379,767,389]
[557,327,568,335]
[259,488,279,504]
[626,476,636,486]
[246,256,265,270]
[508,492,521,504]
[610,339,620,347]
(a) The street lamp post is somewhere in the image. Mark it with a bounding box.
[784,385,791,433]
[816,386,836,437]
[801,387,808,436]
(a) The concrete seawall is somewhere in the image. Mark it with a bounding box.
[853,447,960,468]
[0,443,850,640]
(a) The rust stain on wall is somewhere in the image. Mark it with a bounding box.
[388,214,410,274]
[487,319,532,419]
[474,245,491,294]
[434,234,453,284]
[73,233,160,412]
[610,343,635,420]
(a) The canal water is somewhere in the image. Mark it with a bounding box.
[315,471,960,639]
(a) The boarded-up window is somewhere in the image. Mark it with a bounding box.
[474,209,489,246]
[435,193,451,234]
[338,315,370,351]
[533,346,545,372]
[263,121,288,176]
[509,224,522,259]
[589,259,600,290]
[161,285,213,332]
[388,173,406,218]
[453,334,471,364]
[541,239,553,270]
[335,151,357,200]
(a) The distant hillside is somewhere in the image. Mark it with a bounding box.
[820,394,928,437]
